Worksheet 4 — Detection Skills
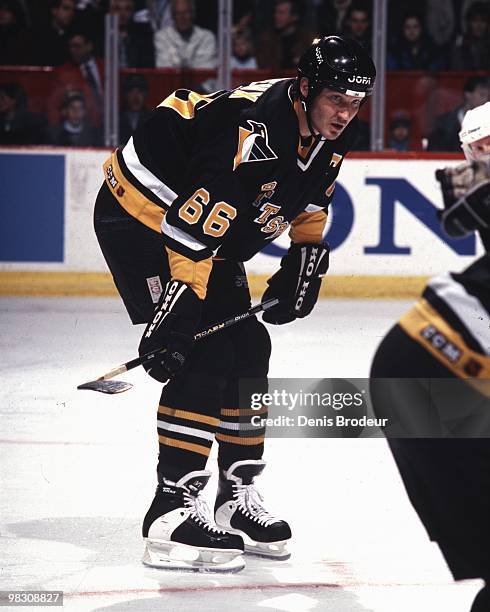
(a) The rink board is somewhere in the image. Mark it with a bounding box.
[0,148,481,297]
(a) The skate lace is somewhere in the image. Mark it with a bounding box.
[233,484,279,527]
[183,492,226,534]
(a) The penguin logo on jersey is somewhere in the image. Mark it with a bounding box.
[233,120,278,171]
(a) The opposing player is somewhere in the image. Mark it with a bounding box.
[94,35,376,571]
[370,101,490,611]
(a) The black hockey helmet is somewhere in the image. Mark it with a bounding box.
[297,36,376,102]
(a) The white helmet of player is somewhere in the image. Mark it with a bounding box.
[459,101,490,163]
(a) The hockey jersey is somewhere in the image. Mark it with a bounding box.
[398,254,490,388]
[103,78,358,265]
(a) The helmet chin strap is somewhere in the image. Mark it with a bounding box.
[300,91,326,142]
[298,80,327,142]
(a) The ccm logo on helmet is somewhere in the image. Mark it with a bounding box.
[347,75,372,84]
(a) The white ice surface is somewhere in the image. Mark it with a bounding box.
[0,297,482,612]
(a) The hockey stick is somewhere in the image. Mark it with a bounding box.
[77,298,279,394]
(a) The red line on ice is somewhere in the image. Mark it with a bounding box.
[66,583,343,598]
[65,580,452,598]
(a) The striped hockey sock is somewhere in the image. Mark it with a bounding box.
[216,405,267,470]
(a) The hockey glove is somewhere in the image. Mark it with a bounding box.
[435,160,490,208]
[138,280,202,383]
[439,180,490,238]
[262,242,329,325]
[436,162,490,245]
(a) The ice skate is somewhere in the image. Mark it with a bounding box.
[142,470,245,572]
[214,460,291,560]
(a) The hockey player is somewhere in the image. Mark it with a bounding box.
[370,101,490,611]
[94,35,376,571]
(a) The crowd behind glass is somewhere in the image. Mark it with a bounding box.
[0,0,489,149]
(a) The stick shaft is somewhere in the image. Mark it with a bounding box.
[96,298,278,381]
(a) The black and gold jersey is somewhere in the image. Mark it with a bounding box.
[103,78,358,263]
[398,254,490,383]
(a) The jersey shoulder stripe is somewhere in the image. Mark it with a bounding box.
[158,88,228,119]
[121,138,177,208]
[426,273,490,355]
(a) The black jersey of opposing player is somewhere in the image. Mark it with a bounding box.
[423,254,490,355]
[398,252,490,379]
[112,78,358,262]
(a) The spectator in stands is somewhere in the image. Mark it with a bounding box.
[459,0,490,32]
[33,0,77,67]
[56,30,104,126]
[0,0,33,65]
[231,29,257,70]
[387,113,412,151]
[341,2,372,53]
[154,0,216,69]
[425,0,455,50]
[318,0,352,36]
[387,12,445,70]
[110,0,155,67]
[232,3,254,39]
[73,0,106,55]
[48,89,102,146]
[451,1,490,70]
[428,76,490,151]
[136,0,173,31]
[0,83,47,145]
[119,73,150,144]
[182,0,254,36]
[256,0,315,70]
[390,0,455,51]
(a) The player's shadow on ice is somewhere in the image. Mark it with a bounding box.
[8,517,370,612]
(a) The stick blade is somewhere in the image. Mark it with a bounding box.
[77,379,133,394]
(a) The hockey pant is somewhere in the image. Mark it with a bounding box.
[94,181,272,482]
[370,324,490,581]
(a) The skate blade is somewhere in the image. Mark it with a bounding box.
[244,540,290,560]
[142,540,245,573]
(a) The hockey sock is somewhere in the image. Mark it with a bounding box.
[216,404,266,471]
[216,373,268,471]
[156,373,224,482]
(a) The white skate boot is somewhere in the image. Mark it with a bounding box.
[214,460,291,559]
[142,470,245,572]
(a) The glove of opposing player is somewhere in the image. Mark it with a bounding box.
[262,242,329,325]
[436,160,490,208]
[439,180,490,238]
[138,280,202,382]
[435,162,490,239]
